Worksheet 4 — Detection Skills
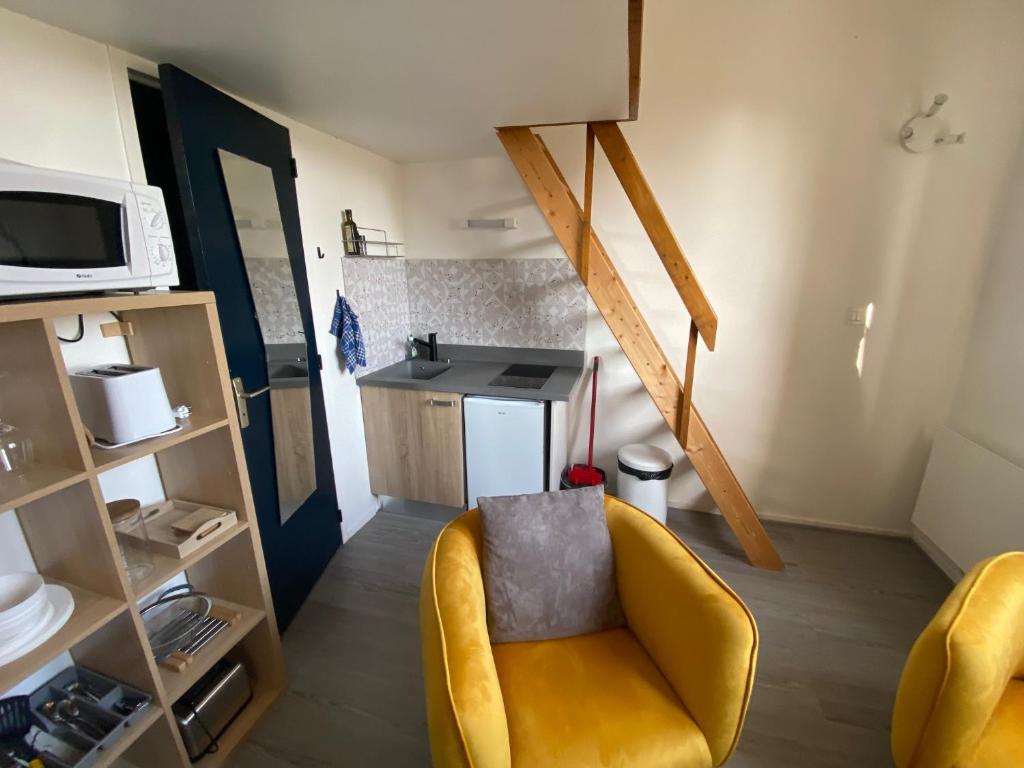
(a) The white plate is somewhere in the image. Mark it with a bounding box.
[0,572,46,623]
[0,598,49,642]
[0,600,54,657]
[0,585,75,667]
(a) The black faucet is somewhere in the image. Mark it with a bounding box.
[412,332,439,362]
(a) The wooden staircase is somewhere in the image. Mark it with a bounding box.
[498,123,784,570]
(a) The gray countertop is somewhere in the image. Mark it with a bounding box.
[356,344,584,402]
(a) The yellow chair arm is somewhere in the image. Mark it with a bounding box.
[420,511,511,768]
[605,496,758,766]
[892,551,1024,768]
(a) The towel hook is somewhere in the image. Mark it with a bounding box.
[900,93,966,153]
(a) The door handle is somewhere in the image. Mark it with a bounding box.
[429,398,457,408]
[232,377,271,428]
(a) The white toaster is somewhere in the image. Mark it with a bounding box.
[69,364,177,446]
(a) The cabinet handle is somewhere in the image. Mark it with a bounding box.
[429,399,457,408]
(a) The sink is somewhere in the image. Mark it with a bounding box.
[392,360,451,381]
[266,343,310,387]
[269,362,308,380]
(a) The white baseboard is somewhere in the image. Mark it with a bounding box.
[670,501,911,538]
[340,502,378,542]
[911,524,963,582]
[757,509,910,537]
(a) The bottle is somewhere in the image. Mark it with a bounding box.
[407,335,419,359]
[342,209,362,256]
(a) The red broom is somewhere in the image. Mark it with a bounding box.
[567,356,604,487]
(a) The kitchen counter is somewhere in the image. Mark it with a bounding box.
[356,344,584,402]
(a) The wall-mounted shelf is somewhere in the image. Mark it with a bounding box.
[344,227,404,258]
[0,291,285,767]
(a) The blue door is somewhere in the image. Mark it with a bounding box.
[159,65,341,630]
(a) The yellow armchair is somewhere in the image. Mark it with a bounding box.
[420,495,758,768]
[892,551,1024,768]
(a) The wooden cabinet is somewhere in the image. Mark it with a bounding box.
[360,385,465,507]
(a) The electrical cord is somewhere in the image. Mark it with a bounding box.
[56,314,84,343]
[56,310,123,344]
[187,700,220,757]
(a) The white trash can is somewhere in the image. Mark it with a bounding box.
[617,443,673,524]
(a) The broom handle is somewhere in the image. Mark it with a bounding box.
[587,357,599,468]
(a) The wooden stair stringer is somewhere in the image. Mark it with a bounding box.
[497,126,784,570]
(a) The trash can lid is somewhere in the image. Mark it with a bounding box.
[617,443,673,472]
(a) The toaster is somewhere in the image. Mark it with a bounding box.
[173,659,252,760]
[69,364,176,446]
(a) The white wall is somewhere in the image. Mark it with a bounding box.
[946,135,1024,466]
[0,8,400,550]
[401,0,1024,534]
[910,131,1024,573]
[402,157,566,260]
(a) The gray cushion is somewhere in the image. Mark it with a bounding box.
[478,485,625,643]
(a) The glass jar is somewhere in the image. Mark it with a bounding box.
[0,420,33,476]
[107,499,155,584]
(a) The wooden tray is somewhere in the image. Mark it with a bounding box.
[133,499,239,559]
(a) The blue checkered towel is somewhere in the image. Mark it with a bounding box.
[330,294,367,373]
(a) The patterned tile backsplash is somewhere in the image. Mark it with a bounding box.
[340,257,410,372]
[341,257,586,375]
[245,257,306,345]
[407,259,586,349]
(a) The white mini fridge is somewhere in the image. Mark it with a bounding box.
[464,396,546,508]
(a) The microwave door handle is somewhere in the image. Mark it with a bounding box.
[122,194,134,269]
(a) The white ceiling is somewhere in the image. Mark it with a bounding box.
[1,0,630,161]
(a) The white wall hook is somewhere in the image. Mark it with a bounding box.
[935,131,967,146]
[900,93,965,153]
[923,93,948,118]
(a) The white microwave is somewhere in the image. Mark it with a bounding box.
[0,160,179,297]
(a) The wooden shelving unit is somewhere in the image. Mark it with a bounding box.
[131,521,251,600]
[93,706,163,768]
[0,292,285,767]
[0,464,89,512]
[158,600,265,703]
[0,585,126,694]
[89,415,230,472]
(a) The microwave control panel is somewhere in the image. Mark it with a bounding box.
[135,189,177,278]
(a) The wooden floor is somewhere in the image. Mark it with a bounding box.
[233,502,951,767]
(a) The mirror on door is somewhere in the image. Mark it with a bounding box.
[218,149,316,525]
